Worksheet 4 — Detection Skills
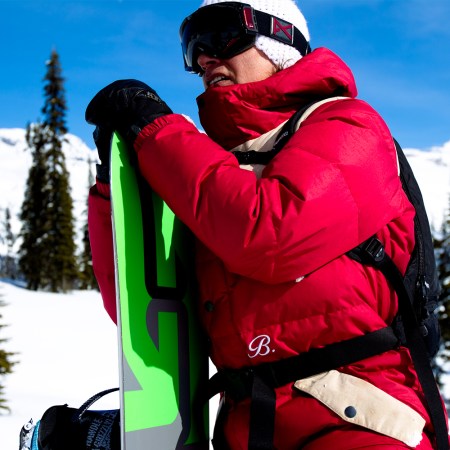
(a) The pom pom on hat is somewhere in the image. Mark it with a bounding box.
[199,0,310,69]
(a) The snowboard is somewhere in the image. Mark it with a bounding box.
[110,132,209,449]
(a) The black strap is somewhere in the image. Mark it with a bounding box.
[248,374,276,450]
[252,9,311,57]
[350,237,448,450]
[231,150,275,165]
[232,100,337,166]
[209,327,399,450]
[72,387,119,422]
[208,326,399,402]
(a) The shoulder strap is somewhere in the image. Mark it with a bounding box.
[232,96,350,165]
[271,96,351,156]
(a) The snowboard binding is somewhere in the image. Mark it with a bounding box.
[19,388,120,450]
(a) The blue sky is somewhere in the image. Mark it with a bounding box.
[1,0,449,149]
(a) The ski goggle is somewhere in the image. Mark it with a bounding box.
[180,2,311,74]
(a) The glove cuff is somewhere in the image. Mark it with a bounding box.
[122,112,170,147]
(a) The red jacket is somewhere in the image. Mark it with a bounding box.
[89,48,437,447]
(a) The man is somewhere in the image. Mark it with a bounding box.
[86,1,446,448]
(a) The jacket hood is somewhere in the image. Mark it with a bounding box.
[197,47,358,149]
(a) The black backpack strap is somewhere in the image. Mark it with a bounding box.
[231,106,310,165]
[233,97,351,166]
[209,326,400,450]
[248,374,276,450]
[349,237,448,450]
[208,327,399,400]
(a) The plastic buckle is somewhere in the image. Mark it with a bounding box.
[362,237,385,264]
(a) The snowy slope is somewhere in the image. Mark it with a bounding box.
[0,282,119,450]
[0,281,220,450]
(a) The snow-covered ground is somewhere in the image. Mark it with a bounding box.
[0,280,219,449]
[0,281,119,449]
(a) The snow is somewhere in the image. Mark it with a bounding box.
[405,140,450,233]
[0,281,119,449]
[0,280,219,449]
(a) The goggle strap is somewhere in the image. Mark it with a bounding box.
[251,8,311,56]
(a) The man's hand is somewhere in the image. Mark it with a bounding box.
[85,79,172,182]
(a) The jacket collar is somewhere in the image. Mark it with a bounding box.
[197,48,358,150]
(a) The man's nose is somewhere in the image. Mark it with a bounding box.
[197,52,220,71]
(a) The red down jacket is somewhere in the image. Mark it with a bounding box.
[88,48,441,449]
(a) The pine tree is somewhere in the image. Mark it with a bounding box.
[19,49,78,292]
[19,122,49,290]
[0,293,15,412]
[40,49,78,292]
[78,156,97,290]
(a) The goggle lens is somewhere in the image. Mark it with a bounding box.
[180,3,257,74]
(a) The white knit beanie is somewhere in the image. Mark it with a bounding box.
[199,0,310,69]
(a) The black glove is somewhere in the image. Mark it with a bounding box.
[85,79,172,180]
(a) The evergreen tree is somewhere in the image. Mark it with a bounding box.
[42,49,68,136]
[19,123,49,290]
[78,156,97,290]
[19,50,78,292]
[0,294,15,412]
